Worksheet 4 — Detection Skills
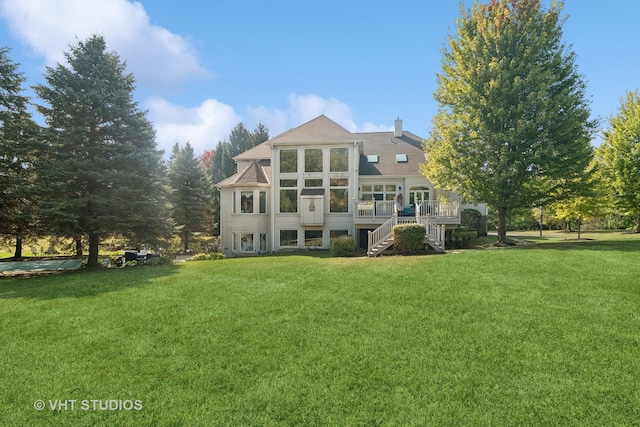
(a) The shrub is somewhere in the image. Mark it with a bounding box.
[189,252,226,261]
[330,235,355,257]
[393,224,426,255]
[448,229,478,249]
[145,254,174,266]
[461,208,488,236]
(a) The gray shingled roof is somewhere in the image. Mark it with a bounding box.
[216,161,270,187]
[233,141,270,161]
[267,115,357,145]
[218,115,427,186]
[356,131,426,176]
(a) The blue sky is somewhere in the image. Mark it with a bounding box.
[1,0,638,156]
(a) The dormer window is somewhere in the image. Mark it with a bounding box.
[396,154,408,163]
[367,154,379,163]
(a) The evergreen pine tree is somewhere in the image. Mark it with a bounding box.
[34,35,169,266]
[0,47,41,258]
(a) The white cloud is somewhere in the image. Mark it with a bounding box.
[0,0,210,91]
[247,93,392,136]
[145,98,239,156]
[287,94,357,131]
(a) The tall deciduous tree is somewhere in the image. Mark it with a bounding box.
[596,90,640,231]
[0,47,40,258]
[167,142,212,251]
[423,0,595,244]
[34,35,169,267]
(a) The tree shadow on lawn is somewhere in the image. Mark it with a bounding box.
[0,264,179,300]
[508,238,640,253]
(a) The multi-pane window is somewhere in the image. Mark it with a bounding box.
[305,149,323,172]
[330,148,349,172]
[280,149,297,173]
[360,184,397,201]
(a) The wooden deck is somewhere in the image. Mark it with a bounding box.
[363,201,461,257]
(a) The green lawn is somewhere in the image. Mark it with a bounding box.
[1,232,639,426]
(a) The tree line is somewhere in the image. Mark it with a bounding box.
[0,35,267,266]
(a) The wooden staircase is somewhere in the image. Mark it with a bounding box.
[367,216,446,257]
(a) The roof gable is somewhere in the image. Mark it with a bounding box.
[234,141,270,161]
[268,115,357,145]
[216,161,270,187]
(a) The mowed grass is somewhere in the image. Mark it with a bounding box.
[1,233,639,426]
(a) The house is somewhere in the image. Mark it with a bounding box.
[216,115,485,256]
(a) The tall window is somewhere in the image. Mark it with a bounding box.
[280,149,297,173]
[259,191,266,214]
[259,233,267,252]
[330,178,349,213]
[330,148,349,172]
[305,148,323,172]
[232,191,236,214]
[241,191,253,213]
[280,179,297,213]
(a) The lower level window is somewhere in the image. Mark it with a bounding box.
[241,233,254,252]
[259,233,267,252]
[305,230,323,247]
[330,230,349,239]
[279,230,298,247]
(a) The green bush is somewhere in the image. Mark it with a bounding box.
[145,254,174,266]
[189,252,226,261]
[449,229,478,249]
[393,224,426,255]
[330,235,355,257]
[461,209,488,236]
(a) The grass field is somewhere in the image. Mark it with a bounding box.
[1,231,639,426]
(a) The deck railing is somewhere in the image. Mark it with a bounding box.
[356,200,396,219]
[367,215,397,256]
[357,200,460,221]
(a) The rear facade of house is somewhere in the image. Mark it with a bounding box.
[216,115,485,256]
